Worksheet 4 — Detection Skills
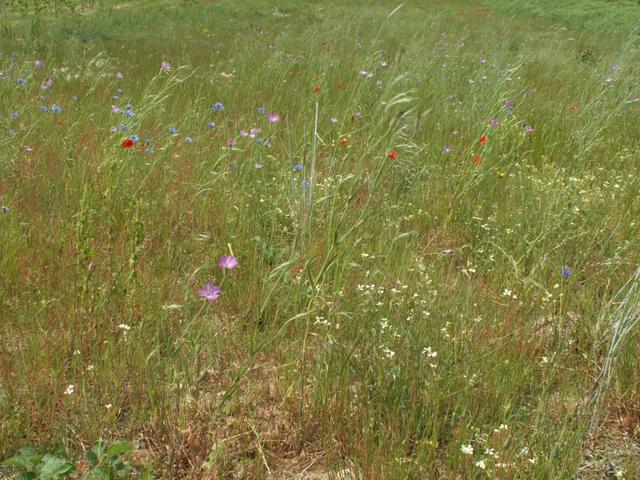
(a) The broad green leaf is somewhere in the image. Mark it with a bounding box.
[86,440,107,466]
[38,454,74,480]
[105,441,132,460]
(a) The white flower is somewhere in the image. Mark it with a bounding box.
[461,444,474,455]
[64,384,74,395]
[475,459,486,470]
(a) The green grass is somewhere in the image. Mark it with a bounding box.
[1,0,640,478]
[485,0,640,36]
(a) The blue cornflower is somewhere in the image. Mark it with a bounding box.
[51,105,62,113]
[208,121,217,128]
[211,102,224,112]
[11,112,18,120]
[185,136,193,144]
[145,146,154,155]
[255,137,264,144]
[168,127,177,135]
[72,95,78,101]
[293,164,303,172]
[126,110,135,117]
[116,88,123,94]
[40,105,49,112]
[119,123,128,132]
[131,134,140,142]
[562,267,573,279]
[257,106,266,114]
[16,77,25,85]
[112,95,119,101]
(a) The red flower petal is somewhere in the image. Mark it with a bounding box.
[122,139,134,148]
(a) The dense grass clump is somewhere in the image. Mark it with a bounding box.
[1,0,639,478]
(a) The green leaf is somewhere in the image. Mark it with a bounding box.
[86,440,107,466]
[2,448,43,473]
[38,454,74,480]
[105,441,132,460]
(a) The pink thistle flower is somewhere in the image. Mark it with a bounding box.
[219,255,239,270]
[115,71,124,79]
[197,283,221,301]
[267,112,281,123]
[161,60,172,72]
[34,60,44,69]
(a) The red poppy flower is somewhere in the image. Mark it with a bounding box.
[479,135,488,145]
[473,155,482,166]
[56,119,64,126]
[339,138,348,146]
[313,85,321,93]
[122,139,134,148]
[388,150,399,160]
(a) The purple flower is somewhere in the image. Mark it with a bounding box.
[115,71,124,79]
[249,128,260,138]
[442,145,451,154]
[197,283,221,301]
[219,255,239,270]
[226,138,236,147]
[523,124,535,133]
[294,164,303,172]
[34,59,44,69]
[161,60,171,72]
[208,121,217,128]
[562,267,572,279]
[267,112,281,123]
[489,119,500,127]
[41,78,53,90]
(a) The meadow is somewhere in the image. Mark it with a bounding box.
[1,0,640,478]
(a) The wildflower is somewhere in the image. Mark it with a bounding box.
[115,71,124,79]
[473,155,482,166]
[267,112,281,123]
[40,105,49,112]
[40,78,53,90]
[443,145,451,153]
[254,162,263,168]
[380,59,388,67]
[51,105,62,113]
[330,117,338,123]
[211,102,224,112]
[219,255,238,270]
[185,136,193,144]
[489,119,500,127]
[461,445,474,455]
[240,129,249,137]
[122,139,134,148]
[301,179,310,189]
[64,385,74,395]
[504,99,513,110]
[16,76,25,85]
[479,135,488,145]
[339,138,348,146]
[34,59,44,68]
[168,127,178,135]
[294,164,303,172]
[72,95,78,101]
[226,138,235,147]
[197,283,221,301]
[562,266,572,279]
[11,112,18,121]
[131,134,140,143]
[313,85,321,93]
[604,76,614,84]
[208,121,217,128]
[249,128,260,138]
[388,150,399,159]
[523,124,535,133]
[257,106,266,114]
[475,460,486,470]
[161,60,172,72]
